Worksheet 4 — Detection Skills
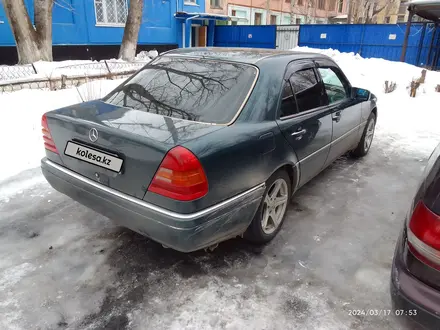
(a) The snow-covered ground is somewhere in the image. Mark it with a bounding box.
[0,50,156,83]
[0,79,123,182]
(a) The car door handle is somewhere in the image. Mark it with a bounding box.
[332,112,342,122]
[291,129,307,137]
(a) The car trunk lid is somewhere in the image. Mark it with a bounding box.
[45,100,224,199]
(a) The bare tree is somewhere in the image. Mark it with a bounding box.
[119,0,144,61]
[265,0,271,24]
[2,0,54,64]
[289,0,333,24]
[350,0,397,24]
[289,0,297,24]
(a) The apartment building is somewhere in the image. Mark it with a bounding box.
[367,0,406,24]
[206,0,348,25]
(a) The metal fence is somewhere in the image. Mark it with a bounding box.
[50,61,147,77]
[214,25,277,49]
[0,64,37,81]
[276,25,300,50]
[298,23,440,69]
[0,60,148,93]
[213,24,440,70]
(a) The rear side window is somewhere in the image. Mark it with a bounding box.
[103,57,258,124]
[289,68,326,112]
[279,81,298,118]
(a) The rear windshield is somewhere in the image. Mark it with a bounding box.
[103,56,258,124]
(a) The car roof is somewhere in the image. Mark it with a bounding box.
[162,47,330,65]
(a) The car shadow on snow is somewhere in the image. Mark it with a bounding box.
[79,227,269,329]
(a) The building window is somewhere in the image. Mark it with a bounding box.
[254,12,262,25]
[385,16,391,23]
[232,9,236,16]
[318,0,325,10]
[270,15,277,25]
[210,0,220,7]
[399,4,407,15]
[338,0,344,13]
[397,14,406,23]
[297,0,303,5]
[94,0,128,25]
[296,18,301,24]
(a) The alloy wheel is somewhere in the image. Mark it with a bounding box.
[261,178,289,235]
[364,118,375,152]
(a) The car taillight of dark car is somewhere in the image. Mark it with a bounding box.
[407,201,440,270]
[148,146,208,201]
[42,114,58,154]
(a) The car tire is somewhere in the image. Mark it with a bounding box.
[244,170,292,244]
[352,112,376,158]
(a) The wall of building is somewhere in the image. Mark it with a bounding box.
[205,0,228,15]
[375,0,402,24]
[208,0,348,25]
[0,0,204,47]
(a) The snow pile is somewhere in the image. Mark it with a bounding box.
[293,47,440,155]
[0,79,123,182]
[135,50,159,61]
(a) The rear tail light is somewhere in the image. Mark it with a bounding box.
[148,146,208,201]
[408,201,440,270]
[41,114,58,154]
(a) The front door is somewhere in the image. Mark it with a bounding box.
[191,25,207,47]
[276,61,333,187]
[315,61,363,166]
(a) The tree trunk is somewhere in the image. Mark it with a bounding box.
[34,0,54,61]
[265,0,270,24]
[2,0,41,63]
[2,0,53,64]
[347,0,352,24]
[119,0,144,61]
[290,0,296,24]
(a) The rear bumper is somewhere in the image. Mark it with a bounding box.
[41,158,265,252]
[391,228,440,329]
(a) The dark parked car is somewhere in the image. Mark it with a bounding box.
[41,48,377,252]
[391,142,440,329]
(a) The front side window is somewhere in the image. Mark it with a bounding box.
[318,67,350,104]
[104,57,258,124]
[94,0,128,25]
[289,68,326,112]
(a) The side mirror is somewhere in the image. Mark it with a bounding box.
[352,87,370,101]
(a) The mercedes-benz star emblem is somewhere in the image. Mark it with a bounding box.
[89,128,99,142]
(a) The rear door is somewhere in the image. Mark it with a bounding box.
[276,61,333,187]
[315,60,363,166]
